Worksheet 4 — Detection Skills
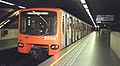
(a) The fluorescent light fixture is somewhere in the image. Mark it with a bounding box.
[0,19,10,28]
[9,9,14,12]
[0,21,5,25]
[8,11,19,18]
[4,19,10,25]
[0,0,26,9]
[18,6,26,9]
[15,11,19,16]
[80,0,86,4]
[88,14,96,26]
[87,11,91,15]
[81,1,96,27]
[0,24,4,28]
[0,0,15,6]
[83,4,88,9]
[86,9,89,13]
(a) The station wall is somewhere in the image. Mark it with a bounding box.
[0,29,18,40]
[110,32,120,59]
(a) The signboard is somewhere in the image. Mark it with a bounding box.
[96,15,114,21]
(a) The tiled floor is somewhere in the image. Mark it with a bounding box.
[70,31,120,66]
[39,31,120,66]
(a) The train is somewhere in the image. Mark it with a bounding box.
[18,8,93,57]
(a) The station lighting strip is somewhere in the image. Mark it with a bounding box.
[0,10,19,28]
[80,0,96,27]
[0,0,26,9]
[0,0,96,27]
[0,0,25,28]
[0,19,10,28]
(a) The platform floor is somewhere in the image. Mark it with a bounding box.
[0,39,17,51]
[39,31,120,66]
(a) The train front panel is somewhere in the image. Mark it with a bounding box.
[18,8,62,55]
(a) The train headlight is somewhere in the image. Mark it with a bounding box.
[18,42,24,48]
[50,44,59,50]
[55,45,59,48]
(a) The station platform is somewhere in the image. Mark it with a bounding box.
[38,31,120,66]
[0,39,17,51]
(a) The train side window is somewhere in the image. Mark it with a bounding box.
[21,16,26,33]
[67,18,69,30]
[69,17,73,29]
[62,16,64,34]
[76,20,79,30]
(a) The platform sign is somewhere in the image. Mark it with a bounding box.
[96,15,114,21]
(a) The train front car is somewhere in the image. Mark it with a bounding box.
[18,8,62,55]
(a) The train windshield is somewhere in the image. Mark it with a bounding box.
[20,10,57,35]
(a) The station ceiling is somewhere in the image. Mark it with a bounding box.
[0,0,120,26]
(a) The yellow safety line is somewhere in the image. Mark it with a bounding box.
[50,43,78,66]
[50,33,93,66]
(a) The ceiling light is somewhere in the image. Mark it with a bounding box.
[0,0,15,6]
[15,11,19,16]
[80,0,86,4]
[0,0,26,9]
[81,2,96,26]
[0,19,10,28]
[87,11,91,15]
[0,25,4,28]
[83,4,88,9]
[8,11,19,18]
[85,9,89,13]
[18,6,26,9]
[4,19,10,25]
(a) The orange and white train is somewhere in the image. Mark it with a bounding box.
[18,8,93,56]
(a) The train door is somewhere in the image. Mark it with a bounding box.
[85,24,87,36]
[66,16,69,46]
[66,16,72,45]
[61,15,66,48]
[74,19,78,41]
[70,17,73,44]
[78,20,81,39]
[73,19,76,42]
[81,22,84,38]
[65,15,68,47]
[86,25,88,34]
[82,23,85,37]
[76,20,79,40]
[72,18,74,42]
[79,20,82,39]
[61,13,69,47]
